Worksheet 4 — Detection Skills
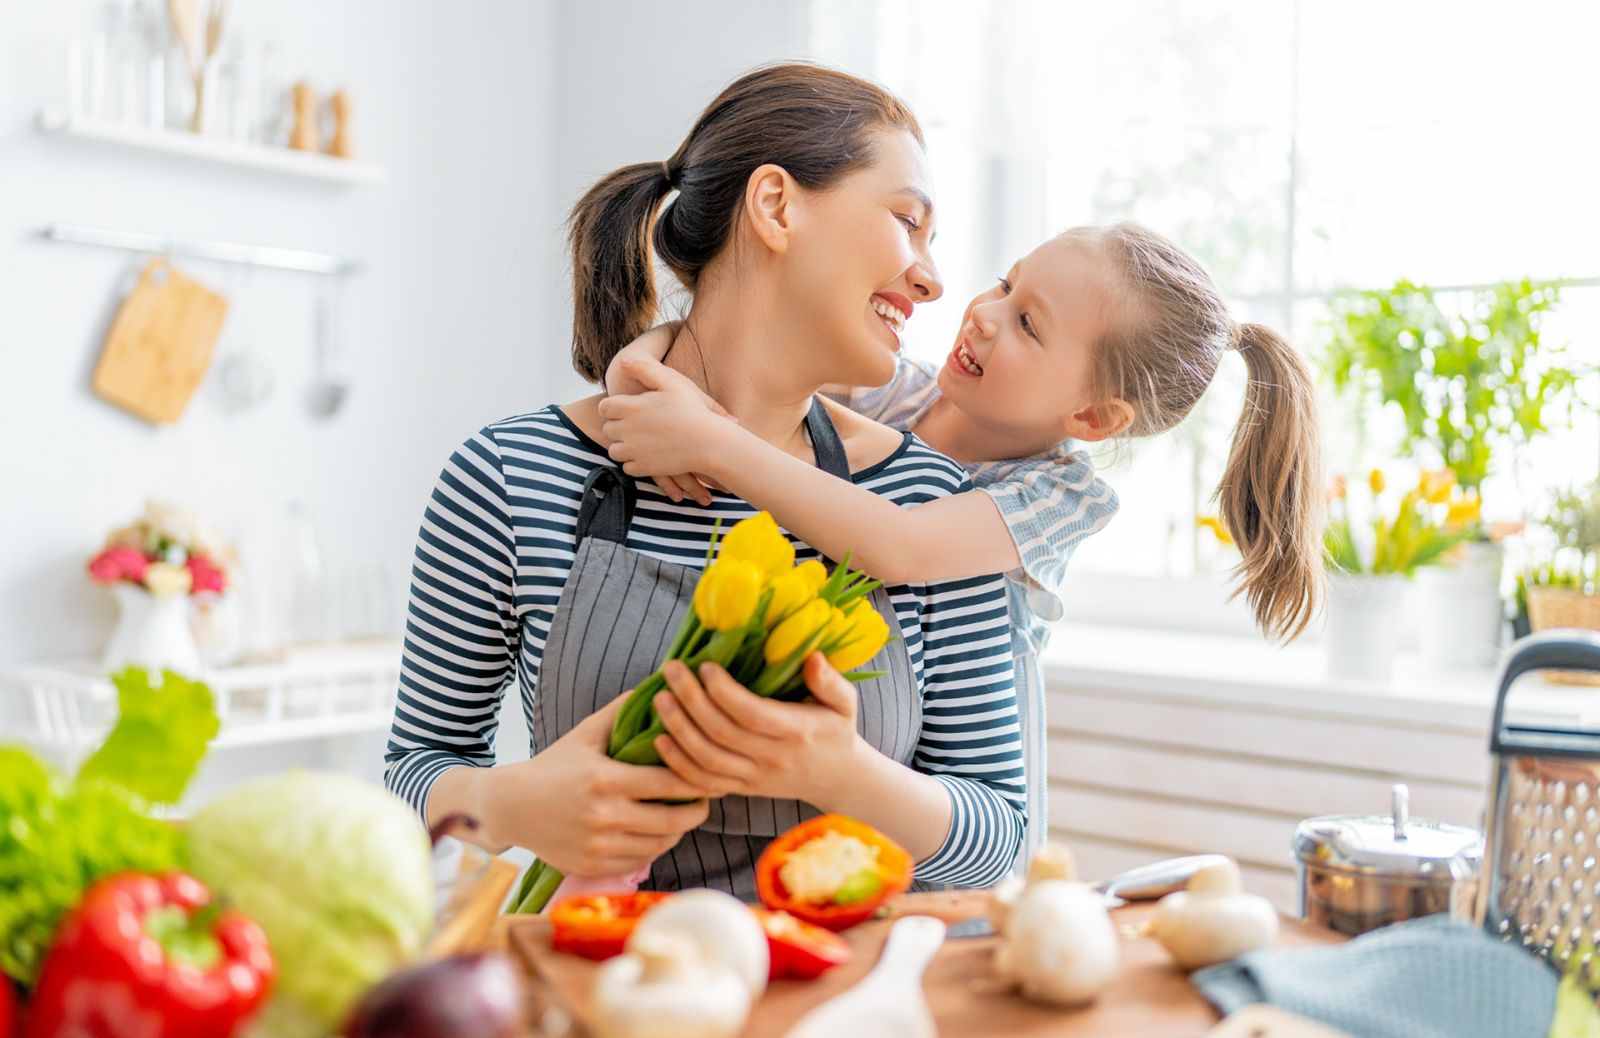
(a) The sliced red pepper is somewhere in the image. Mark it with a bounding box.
[756,910,852,980]
[23,871,274,1038]
[549,892,673,961]
[756,814,913,932]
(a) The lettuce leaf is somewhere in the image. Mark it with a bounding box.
[77,668,219,804]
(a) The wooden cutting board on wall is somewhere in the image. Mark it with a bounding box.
[93,258,228,424]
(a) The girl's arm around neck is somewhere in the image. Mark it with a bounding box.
[700,422,1022,584]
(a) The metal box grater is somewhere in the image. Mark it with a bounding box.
[1477,629,1600,991]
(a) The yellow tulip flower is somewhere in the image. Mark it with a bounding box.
[824,603,892,672]
[795,559,829,592]
[764,599,833,665]
[1196,515,1235,547]
[1444,496,1482,530]
[1418,469,1456,504]
[1367,469,1386,495]
[719,512,795,576]
[692,558,764,631]
[764,567,820,627]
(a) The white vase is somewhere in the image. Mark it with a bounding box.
[1325,573,1407,683]
[102,583,202,677]
[1416,543,1505,668]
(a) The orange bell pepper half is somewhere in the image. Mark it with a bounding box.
[755,814,912,932]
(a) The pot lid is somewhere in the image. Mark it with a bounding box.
[1292,783,1483,878]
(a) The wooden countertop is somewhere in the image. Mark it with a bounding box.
[504,890,1346,1038]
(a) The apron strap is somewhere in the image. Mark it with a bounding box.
[804,398,851,481]
[575,465,636,544]
[576,397,846,544]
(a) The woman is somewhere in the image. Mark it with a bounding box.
[383,64,1025,897]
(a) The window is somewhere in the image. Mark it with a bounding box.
[812,0,1600,601]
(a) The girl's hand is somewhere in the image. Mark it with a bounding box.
[598,356,734,505]
[650,654,865,808]
[473,693,715,877]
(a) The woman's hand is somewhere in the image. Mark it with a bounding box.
[471,694,715,877]
[598,356,733,505]
[650,653,865,807]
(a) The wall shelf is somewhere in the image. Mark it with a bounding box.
[35,109,387,188]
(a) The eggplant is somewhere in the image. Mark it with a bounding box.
[344,951,529,1038]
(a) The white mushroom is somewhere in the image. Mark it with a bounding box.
[591,929,751,1038]
[992,843,1119,1007]
[1149,858,1279,971]
[629,888,769,998]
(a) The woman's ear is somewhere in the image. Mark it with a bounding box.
[743,163,798,254]
[1063,398,1135,442]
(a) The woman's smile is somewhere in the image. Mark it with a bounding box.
[871,292,913,349]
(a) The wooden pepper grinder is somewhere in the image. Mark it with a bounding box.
[288,81,318,152]
[326,90,352,159]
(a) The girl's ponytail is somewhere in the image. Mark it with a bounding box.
[1081,223,1324,642]
[568,162,676,383]
[1217,322,1325,641]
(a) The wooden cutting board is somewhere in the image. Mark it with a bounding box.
[509,892,1347,1038]
[93,258,228,423]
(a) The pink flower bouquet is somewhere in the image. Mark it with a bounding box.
[87,501,235,599]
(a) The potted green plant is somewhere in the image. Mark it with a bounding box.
[1323,468,1477,682]
[1523,484,1600,684]
[1321,278,1581,667]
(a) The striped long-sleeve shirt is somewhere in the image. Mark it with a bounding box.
[384,405,1026,887]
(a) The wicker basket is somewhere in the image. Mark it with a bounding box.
[1527,587,1600,685]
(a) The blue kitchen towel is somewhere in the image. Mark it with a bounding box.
[1191,915,1558,1038]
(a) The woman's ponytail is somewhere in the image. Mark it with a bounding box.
[1217,322,1325,641]
[568,162,676,383]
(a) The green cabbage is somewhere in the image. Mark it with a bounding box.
[186,771,434,1038]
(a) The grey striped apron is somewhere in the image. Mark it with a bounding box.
[536,399,920,901]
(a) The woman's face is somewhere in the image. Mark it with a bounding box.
[781,129,944,389]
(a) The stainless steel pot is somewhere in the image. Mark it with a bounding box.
[1293,783,1482,937]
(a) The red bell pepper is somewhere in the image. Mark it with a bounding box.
[1,976,16,1038]
[24,871,274,1038]
[549,892,673,961]
[756,910,852,980]
[756,814,913,932]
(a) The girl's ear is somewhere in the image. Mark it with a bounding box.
[1063,398,1135,442]
[743,163,798,254]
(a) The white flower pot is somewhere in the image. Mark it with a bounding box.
[1326,574,1407,683]
[1416,543,1505,668]
[102,583,202,677]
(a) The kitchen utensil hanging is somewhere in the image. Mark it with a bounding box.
[306,279,349,419]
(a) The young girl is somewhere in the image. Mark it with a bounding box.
[598,222,1325,851]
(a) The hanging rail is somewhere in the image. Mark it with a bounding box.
[40,222,362,276]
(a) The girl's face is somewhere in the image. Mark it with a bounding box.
[781,129,944,389]
[937,235,1128,445]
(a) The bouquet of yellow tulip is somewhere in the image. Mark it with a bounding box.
[510,511,894,913]
[1324,467,1481,576]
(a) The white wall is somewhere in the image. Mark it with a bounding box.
[0,0,563,674]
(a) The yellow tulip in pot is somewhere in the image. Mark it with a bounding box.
[1322,470,1476,684]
